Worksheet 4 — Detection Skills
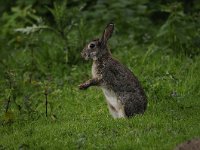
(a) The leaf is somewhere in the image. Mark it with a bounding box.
[15,25,49,35]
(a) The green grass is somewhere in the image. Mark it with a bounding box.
[0,49,200,150]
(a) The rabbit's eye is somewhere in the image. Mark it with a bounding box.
[89,43,95,49]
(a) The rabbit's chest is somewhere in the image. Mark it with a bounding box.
[92,63,97,77]
[92,62,100,77]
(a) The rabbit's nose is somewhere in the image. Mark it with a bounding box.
[81,51,89,60]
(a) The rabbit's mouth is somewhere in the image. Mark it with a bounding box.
[85,55,89,60]
[81,51,98,60]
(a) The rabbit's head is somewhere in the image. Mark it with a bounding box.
[81,23,114,60]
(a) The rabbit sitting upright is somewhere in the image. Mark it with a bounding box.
[79,23,147,118]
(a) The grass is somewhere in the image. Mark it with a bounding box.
[0,48,200,150]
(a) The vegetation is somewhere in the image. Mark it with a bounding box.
[0,0,200,149]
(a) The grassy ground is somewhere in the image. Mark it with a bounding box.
[0,48,200,150]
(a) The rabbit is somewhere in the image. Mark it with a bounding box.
[78,23,147,118]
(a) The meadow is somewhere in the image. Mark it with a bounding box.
[0,1,200,149]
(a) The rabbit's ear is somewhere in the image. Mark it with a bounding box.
[100,23,114,47]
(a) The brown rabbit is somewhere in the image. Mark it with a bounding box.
[79,23,147,118]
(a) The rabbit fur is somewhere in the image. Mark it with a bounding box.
[79,23,147,118]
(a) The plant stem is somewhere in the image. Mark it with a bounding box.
[45,92,48,117]
[29,48,34,84]
[5,96,11,112]
[5,79,12,112]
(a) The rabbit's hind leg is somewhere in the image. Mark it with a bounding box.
[108,103,119,118]
[108,103,126,118]
[117,106,126,118]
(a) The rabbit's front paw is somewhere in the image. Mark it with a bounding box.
[78,83,89,90]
